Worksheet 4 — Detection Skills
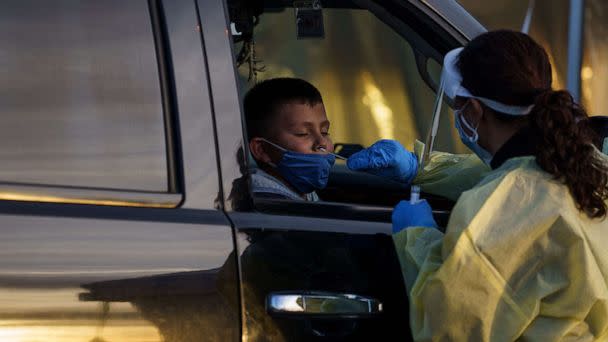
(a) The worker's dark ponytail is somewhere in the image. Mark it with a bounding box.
[458,30,608,219]
[530,90,608,218]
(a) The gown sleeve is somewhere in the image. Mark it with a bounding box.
[393,171,534,341]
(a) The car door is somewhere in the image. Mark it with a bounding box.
[0,1,239,341]
[200,0,485,340]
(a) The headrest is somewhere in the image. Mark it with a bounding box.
[590,116,608,138]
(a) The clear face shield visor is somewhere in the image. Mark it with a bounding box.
[420,48,535,167]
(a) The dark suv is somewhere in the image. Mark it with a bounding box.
[0,0,486,341]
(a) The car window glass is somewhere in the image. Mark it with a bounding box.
[0,0,168,192]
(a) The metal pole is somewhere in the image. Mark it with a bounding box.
[521,0,535,33]
[567,0,585,102]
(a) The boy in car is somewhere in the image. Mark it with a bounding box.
[244,77,336,201]
[244,77,422,202]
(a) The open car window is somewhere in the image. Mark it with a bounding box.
[230,0,466,217]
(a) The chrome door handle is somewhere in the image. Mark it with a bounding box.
[267,291,382,317]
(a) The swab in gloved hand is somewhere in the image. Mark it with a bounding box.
[410,185,421,204]
[345,140,418,184]
[392,199,437,233]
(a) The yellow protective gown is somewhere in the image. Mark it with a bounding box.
[411,140,491,201]
[394,156,608,341]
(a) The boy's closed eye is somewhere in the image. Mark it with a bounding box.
[292,131,330,137]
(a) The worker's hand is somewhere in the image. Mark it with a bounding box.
[392,200,437,234]
[346,139,418,184]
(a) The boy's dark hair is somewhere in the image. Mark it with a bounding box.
[244,77,323,141]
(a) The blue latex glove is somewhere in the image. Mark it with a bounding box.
[346,139,418,184]
[392,200,437,234]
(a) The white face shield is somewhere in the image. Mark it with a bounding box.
[441,48,535,115]
[420,47,535,166]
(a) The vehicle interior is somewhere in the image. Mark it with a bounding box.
[228,0,475,226]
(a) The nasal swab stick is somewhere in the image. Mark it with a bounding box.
[317,147,347,160]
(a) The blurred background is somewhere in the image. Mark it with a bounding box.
[461,0,606,118]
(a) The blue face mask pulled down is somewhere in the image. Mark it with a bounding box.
[261,139,336,194]
[454,105,493,165]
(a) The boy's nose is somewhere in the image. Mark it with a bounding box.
[312,134,329,152]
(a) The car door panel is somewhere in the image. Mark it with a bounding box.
[230,212,411,341]
[0,206,237,341]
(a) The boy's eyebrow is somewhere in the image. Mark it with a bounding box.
[286,120,330,128]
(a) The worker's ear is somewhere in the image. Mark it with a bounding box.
[465,98,484,127]
[458,98,484,138]
[249,138,274,164]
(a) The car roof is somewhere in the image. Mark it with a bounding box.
[410,0,486,41]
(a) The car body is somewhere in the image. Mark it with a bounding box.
[0,0,485,341]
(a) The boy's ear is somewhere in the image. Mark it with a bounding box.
[249,138,273,164]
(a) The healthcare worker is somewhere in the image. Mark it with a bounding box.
[386,30,608,341]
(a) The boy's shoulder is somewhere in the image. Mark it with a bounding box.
[250,169,319,202]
